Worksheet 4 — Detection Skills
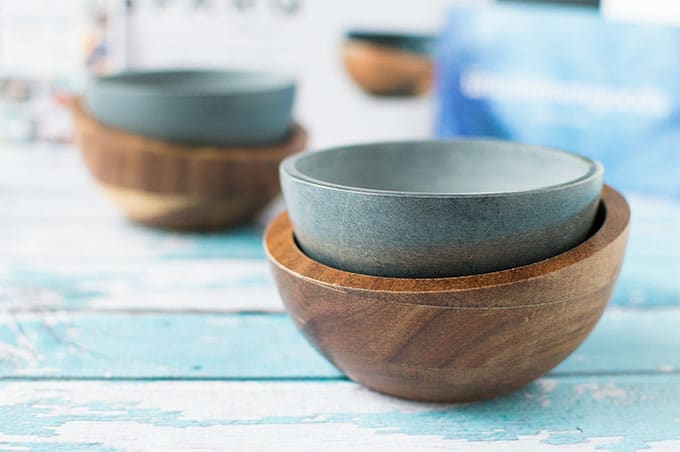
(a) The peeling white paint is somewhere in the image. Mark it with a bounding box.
[537,379,559,393]
[574,383,628,401]
[0,422,658,452]
[0,342,37,364]
[0,382,443,419]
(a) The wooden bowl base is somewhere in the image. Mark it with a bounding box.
[71,98,306,231]
[100,183,271,231]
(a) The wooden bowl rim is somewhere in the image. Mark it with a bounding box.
[70,97,307,161]
[265,185,629,296]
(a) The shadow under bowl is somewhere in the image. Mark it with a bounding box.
[71,98,307,231]
[265,185,629,402]
[84,69,296,146]
[281,139,603,278]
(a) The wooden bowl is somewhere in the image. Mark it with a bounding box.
[71,98,307,231]
[265,186,629,402]
[342,40,433,97]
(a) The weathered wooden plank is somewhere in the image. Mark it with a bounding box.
[0,258,281,312]
[1,256,677,313]
[0,377,678,451]
[0,309,677,379]
[0,312,337,379]
[0,195,677,309]
[0,223,266,259]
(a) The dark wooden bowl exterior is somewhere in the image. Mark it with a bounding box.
[71,99,307,230]
[342,41,433,97]
[265,186,630,402]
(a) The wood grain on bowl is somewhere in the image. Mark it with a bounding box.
[342,40,433,97]
[265,186,630,402]
[70,98,307,230]
[98,184,271,231]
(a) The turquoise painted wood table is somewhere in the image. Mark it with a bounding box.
[0,145,679,451]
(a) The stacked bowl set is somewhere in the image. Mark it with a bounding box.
[73,70,305,230]
[74,69,630,403]
[342,30,435,97]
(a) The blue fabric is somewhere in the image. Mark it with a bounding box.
[436,4,680,197]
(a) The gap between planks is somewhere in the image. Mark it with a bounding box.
[0,369,679,382]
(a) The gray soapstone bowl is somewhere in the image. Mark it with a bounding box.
[280,139,603,278]
[84,69,296,146]
[346,30,436,56]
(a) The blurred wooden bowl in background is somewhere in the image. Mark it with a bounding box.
[71,99,307,231]
[342,38,433,97]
